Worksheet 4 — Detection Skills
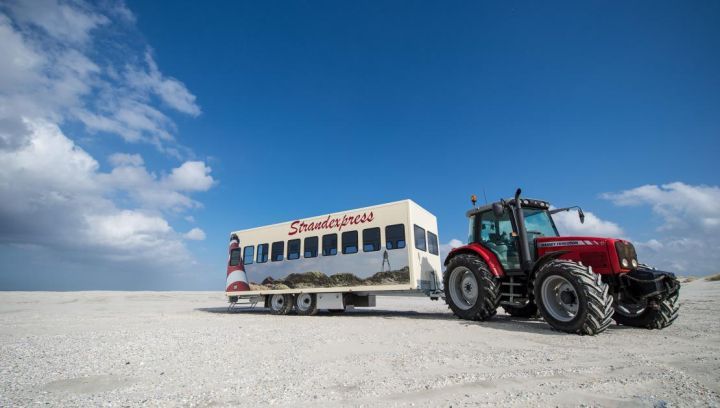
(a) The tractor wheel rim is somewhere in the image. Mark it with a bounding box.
[449,266,478,310]
[540,275,579,322]
[271,295,285,311]
[296,293,312,312]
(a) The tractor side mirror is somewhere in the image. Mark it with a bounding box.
[492,202,505,218]
[578,208,585,224]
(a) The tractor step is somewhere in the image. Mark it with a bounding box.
[501,299,529,307]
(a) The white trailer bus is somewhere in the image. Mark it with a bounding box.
[225,200,444,315]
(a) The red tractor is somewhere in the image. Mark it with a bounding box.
[443,189,680,335]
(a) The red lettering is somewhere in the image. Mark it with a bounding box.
[289,221,299,235]
[289,211,374,234]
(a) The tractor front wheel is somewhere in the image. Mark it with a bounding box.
[444,254,500,321]
[534,260,614,335]
[613,291,679,329]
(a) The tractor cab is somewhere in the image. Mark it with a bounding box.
[467,198,558,273]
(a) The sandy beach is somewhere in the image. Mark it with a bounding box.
[1,280,718,407]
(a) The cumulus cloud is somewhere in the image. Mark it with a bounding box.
[552,209,624,237]
[183,228,206,241]
[602,182,720,274]
[0,1,212,289]
[0,119,211,260]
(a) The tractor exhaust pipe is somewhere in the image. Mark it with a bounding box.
[513,188,533,272]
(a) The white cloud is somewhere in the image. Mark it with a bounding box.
[602,182,720,233]
[439,238,464,262]
[183,228,206,241]
[0,2,213,288]
[165,161,214,192]
[125,51,202,116]
[552,209,624,237]
[4,0,109,45]
[0,119,209,262]
[602,182,720,274]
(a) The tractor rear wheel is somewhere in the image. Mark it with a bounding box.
[502,301,539,318]
[613,291,679,329]
[444,254,500,321]
[534,260,614,335]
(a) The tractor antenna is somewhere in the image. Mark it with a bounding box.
[483,188,488,204]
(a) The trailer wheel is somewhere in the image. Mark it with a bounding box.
[613,290,679,329]
[502,301,539,318]
[534,260,614,335]
[443,254,500,321]
[269,294,293,315]
[295,293,318,316]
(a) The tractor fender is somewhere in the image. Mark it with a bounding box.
[531,250,571,274]
[444,243,505,277]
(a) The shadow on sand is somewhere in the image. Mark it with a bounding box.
[194,306,634,336]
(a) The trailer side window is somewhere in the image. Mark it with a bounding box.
[427,232,439,255]
[322,234,337,256]
[229,248,242,266]
[385,224,406,249]
[257,243,269,263]
[243,246,254,265]
[414,225,427,251]
[362,227,381,252]
[271,241,284,262]
[304,236,318,258]
[287,239,301,260]
[342,231,358,254]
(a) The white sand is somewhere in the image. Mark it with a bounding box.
[1,281,718,407]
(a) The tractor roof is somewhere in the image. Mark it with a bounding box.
[466,198,550,218]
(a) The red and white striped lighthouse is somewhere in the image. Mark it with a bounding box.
[226,235,250,292]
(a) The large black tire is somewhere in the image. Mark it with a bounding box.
[613,290,679,329]
[502,301,539,318]
[444,254,500,321]
[268,294,293,315]
[534,260,614,335]
[294,293,318,316]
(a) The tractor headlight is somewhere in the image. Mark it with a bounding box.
[615,241,638,270]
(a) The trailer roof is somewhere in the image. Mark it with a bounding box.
[231,199,428,235]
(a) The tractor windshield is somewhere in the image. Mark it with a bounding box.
[524,209,559,238]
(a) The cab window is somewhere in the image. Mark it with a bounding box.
[478,211,520,270]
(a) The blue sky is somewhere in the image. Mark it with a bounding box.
[0,0,718,290]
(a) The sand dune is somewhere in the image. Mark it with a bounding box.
[1,281,718,406]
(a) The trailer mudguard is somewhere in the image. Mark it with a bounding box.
[444,243,505,277]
